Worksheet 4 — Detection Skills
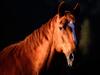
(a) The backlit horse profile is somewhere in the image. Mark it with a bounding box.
[0,1,77,75]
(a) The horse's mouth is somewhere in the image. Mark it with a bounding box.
[66,53,74,67]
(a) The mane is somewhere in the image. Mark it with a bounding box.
[24,15,58,49]
[0,14,58,60]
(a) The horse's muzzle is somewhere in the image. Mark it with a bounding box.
[66,53,74,67]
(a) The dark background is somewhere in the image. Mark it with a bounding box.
[0,0,100,75]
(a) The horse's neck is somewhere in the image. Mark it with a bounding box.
[25,19,55,73]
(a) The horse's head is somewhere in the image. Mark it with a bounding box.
[52,1,77,66]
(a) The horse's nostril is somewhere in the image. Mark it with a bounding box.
[69,53,74,60]
[66,53,74,67]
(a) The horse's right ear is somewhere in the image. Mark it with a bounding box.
[57,1,64,17]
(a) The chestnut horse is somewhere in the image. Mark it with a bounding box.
[0,3,76,75]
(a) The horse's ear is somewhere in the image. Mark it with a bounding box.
[57,1,64,17]
[73,3,80,10]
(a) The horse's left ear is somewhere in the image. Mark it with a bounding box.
[57,1,64,18]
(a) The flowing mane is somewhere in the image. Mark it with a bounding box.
[25,15,58,48]
[0,14,58,58]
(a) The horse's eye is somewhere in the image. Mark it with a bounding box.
[59,27,63,30]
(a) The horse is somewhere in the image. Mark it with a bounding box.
[0,2,77,75]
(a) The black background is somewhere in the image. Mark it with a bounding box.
[0,0,100,75]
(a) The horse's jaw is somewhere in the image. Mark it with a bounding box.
[66,53,74,67]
